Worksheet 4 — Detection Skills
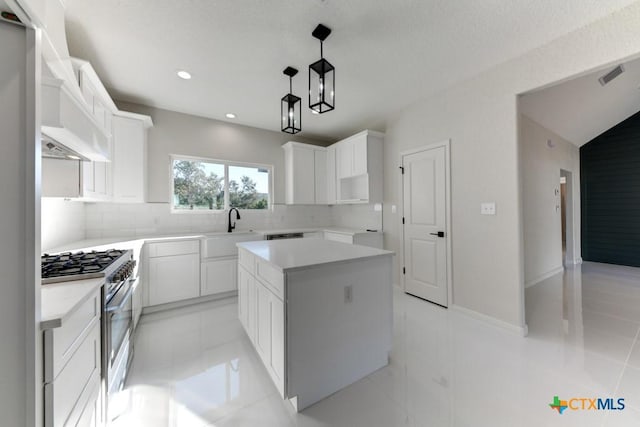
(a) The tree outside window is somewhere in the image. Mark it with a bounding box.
[172,158,270,211]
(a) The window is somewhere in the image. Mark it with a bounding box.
[172,156,271,211]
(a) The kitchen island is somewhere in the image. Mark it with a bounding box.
[236,239,394,411]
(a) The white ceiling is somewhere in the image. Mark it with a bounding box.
[64,0,638,141]
[520,57,640,146]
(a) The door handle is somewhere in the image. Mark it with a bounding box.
[430,231,445,238]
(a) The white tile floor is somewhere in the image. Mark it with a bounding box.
[114,262,640,426]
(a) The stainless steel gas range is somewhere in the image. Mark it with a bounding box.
[42,249,136,423]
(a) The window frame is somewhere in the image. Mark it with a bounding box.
[170,154,274,213]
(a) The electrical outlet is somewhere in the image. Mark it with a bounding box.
[344,285,353,303]
[481,202,496,215]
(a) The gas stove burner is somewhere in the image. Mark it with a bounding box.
[41,249,132,284]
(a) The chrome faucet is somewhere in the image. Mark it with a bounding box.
[228,208,241,233]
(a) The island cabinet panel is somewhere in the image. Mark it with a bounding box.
[236,240,393,411]
[255,280,272,362]
[286,256,392,411]
[237,249,286,397]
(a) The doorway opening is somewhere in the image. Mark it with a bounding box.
[560,169,574,266]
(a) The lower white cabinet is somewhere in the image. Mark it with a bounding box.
[238,260,285,397]
[201,257,237,296]
[43,288,102,427]
[148,253,200,306]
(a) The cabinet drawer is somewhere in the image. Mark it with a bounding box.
[44,321,101,427]
[324,232,353,244]
[44,289,100,382]
[147,240,200,257]
[238,248,255,274]
[255,259,284,300]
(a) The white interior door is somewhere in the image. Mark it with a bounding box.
[402,145,448,306]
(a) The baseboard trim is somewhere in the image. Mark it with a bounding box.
[450,304,528,336]
[525,266,564,288]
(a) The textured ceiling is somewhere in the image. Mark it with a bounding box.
[520,56,640,146]
[64,0,638,141]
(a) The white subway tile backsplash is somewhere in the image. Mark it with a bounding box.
[42,198,87,251]
[83,201,380,239]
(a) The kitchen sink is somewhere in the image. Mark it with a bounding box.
[200,231,261,258]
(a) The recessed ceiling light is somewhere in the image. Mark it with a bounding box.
[225,113,236,119]
[177,70,192,80]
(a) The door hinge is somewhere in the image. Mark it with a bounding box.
[403,267,406,275]
[402,217,405,224]
[399,166,404,174]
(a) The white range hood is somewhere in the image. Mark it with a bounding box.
[41,76,110,162]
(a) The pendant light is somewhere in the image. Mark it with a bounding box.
[309,24,335,114]
[281,66,302,134]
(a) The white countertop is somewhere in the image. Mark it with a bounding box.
[251,226,380,236]
[41,277,104,330]
[43,227,380,254]
[237,239,393,272]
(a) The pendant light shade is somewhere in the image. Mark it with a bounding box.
[309,24,335,114]
[281,66,302,134]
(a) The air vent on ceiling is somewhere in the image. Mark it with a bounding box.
[598,65,624,86]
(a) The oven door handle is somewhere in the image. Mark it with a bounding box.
[106,282,134,313]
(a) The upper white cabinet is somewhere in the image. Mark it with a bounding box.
[326,145,337,204]
[41,157,111,200]
[283,142,327,205]
[333,130,384,204]
[112,112,153,203]
[82,159,111,200]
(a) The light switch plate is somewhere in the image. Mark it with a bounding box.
[481,202,496,215]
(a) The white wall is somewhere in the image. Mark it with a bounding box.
[519,115,580,286]
[383,3,640,331]
[115,101,329,204]
[41,198,86,251]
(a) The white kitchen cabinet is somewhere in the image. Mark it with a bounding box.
[283,141,327,205]
[237,252,285,397]
[41,157,110,200]
[201,257,237,296]
[146,240,200,307]
[237,241,393,410]
[314,149,328,204]
[326,145,337,204]
[333,130,384,204]
[43,289,102,427]
[238,266,251,333]
[112,113,153,203]
[81,160,111,200]
[148,254,200,306]
[270,296,285,385]
[255,280,272,362]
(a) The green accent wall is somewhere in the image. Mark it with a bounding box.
[581,111,640,267]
